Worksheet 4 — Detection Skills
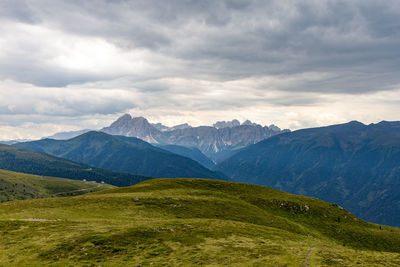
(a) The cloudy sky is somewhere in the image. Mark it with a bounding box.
[1,0,400,140]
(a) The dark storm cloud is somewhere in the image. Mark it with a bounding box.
[0,0,39,23]
[1,0,399,94]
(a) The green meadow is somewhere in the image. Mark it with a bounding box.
[0,169,114,202]
[0,178,399,266]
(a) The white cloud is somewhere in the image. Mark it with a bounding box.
[1,75,400,140]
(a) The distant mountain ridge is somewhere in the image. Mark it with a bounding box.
[0,139,32,145]
[217,120,400,227]
[213,119,240,129]
[101,114,289,162]
[46,129,92,140]
[0,143,148,187]
[16,131,226,180]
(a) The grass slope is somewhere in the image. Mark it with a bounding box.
[0,178,399,266]
[0,169,115,202]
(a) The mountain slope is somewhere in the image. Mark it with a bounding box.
[101,114,288,162]
[15,131,226,180]
[0,178,398,266]
[217,121,400,227]
[0,169,114,202]
[155,144,215,169]
[0,144,149,187]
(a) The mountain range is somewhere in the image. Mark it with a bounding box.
[15,131,226,180]
[101,114,289,162]
[6,115,400,227]
[217,121,400,227]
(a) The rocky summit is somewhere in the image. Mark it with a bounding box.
[101,114,289,162]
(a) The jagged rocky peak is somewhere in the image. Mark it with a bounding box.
[130,116,151,125]
[101,114,160,143]
[242,120,259,127]
[214,119,262,128]
[213,119,241,129]
[113,113,132,124]
[268,124,281,132]
[109,114,150,127]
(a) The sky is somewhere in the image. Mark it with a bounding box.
[1,0,400,140]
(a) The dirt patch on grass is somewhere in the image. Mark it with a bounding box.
[18,218,63,222]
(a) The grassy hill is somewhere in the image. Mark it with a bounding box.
[0,178,399,266]
[0,169,115,202]
[0,143,150,187]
